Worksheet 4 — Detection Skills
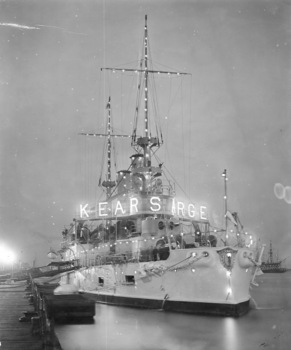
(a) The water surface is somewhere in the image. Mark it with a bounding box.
[56,271,291,350]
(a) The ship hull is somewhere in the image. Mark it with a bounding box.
[60,247,255,317]
[261,262,287,273]
[261,268,287,273]
[82,292,250,317]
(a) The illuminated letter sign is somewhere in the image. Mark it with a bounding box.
[80,198,207,220]
[115,201,125,215]
[130,197,138,214]
[188,204,195,218]
[177,202,185,216]
[150,196,161,212]
[80,204,89,218]
[99,202,108,217]
[200,206,207,220]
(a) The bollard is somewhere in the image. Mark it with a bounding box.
[31,316,41,335]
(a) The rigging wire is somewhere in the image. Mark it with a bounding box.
[146,39,156,140]
[111,106,119,172]
[95,69,104,202]
[86,137,89,201]
[188,76,193,196]
[153,153,191,203]
[132,60,144,144]
[80,135,86,202]
[147,39,166,145]
[131,27,146,144]
[162,75,188,166]
[148,67,161,143]
[98,117,107,186]
[180,77,186,193]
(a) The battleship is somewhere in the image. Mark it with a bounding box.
[52,16,261,316]
[261,241,287,273]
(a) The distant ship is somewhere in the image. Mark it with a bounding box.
[261,241,287,273]
[50,15,262,317]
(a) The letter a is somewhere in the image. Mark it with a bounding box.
[115,201,125,215]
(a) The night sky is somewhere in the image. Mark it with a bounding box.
[0,0,290,267]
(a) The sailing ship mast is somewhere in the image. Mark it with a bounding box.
[268,240,273,263]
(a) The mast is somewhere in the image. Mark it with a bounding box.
[79,97,131,199]
[144,14,149,141]
[101,15,191,172]
[222,169,228,245]
[136,14,154,167]
[269,240,273,263]
[140,14,152,167]
[102,97,115,198]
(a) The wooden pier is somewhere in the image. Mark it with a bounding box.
[0,273,95,349]
[0,285,44,349]
[31,279,95,323]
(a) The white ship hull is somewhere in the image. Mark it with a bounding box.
[60,246,255,316]
[52,16,260,318]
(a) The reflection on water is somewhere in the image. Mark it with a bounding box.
[223,318,237,350]
[55,272,291,350]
